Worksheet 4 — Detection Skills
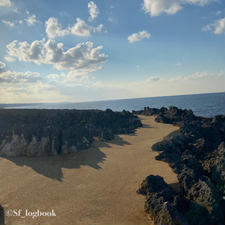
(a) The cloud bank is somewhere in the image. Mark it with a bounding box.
[6,39,108,74]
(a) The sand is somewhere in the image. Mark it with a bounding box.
[0,115,178,225]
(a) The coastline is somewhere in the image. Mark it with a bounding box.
[0,106,224,225]
[136,107,225,225]
[0,115,178,225]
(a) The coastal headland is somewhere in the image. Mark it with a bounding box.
[0,112,177,225]
[135,106,225,225]
[0,107,224,225]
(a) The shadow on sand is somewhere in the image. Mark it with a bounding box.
[0,135,130,182]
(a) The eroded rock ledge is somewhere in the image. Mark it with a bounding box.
[135,106,225,225]
[0,109,141,157]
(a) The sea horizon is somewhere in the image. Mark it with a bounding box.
[1,91,224,105]
[1,92,225,117]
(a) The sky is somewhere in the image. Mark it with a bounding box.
[0,0,224,103]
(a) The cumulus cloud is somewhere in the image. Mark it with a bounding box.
[45,17,103,39]
[45,17,70,39]
[203,17,225,34]
[88,1,99,21]
[25,14,39,26]
[6,39,107,74]
[128,30,151,43]
[0,0,11,7]
[143,0,216,17]
[70,18,93,36]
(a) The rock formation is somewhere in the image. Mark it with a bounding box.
[136,106,225,225]
[0,109,141,157]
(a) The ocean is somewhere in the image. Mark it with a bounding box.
[1,92,225,117]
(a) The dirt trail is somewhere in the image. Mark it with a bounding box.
[0,115,178,225]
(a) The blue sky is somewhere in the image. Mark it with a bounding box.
[0,0,224,103]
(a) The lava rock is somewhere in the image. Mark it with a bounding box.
[0,109,142,156]
[137,106,225,225]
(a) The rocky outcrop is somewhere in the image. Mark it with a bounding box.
[0,109,141,157]
[136,106,225,225]
[137,175,189,225]
[0,205,4,225]
[134,106,196,125]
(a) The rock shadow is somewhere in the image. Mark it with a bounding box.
[103,135,131,146]
[142,124,152,128]
[1,146,106,181]
[0,136,131,182]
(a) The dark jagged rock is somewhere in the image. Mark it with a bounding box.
[135,106,196,126]
[137,106,225,225]
[0,109,142,156]
[201,142,225,195]
[0,205,4,225]
[137,175,189,225]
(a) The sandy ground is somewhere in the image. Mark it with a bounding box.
[0,115,178,225]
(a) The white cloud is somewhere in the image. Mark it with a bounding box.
[128,30,151,43]
[45,17,70,39]
[203,17,225,34]
[25,14,39,26]
[70,18,92,36]
[0,0,11,7]
[1,14,39,28]
[45,17,103,39]
[0,70,41,83]
[0,62,41,83]
[143,0,216,17]
[88,1,99,21]
[6,39,107,74]
[214,17,225,34]
[1,20,15,27]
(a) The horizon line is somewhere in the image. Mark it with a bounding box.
[0,91,224,105]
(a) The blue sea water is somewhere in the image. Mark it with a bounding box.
[1,92,225,117]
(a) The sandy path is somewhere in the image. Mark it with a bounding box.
[0,115,178,225]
